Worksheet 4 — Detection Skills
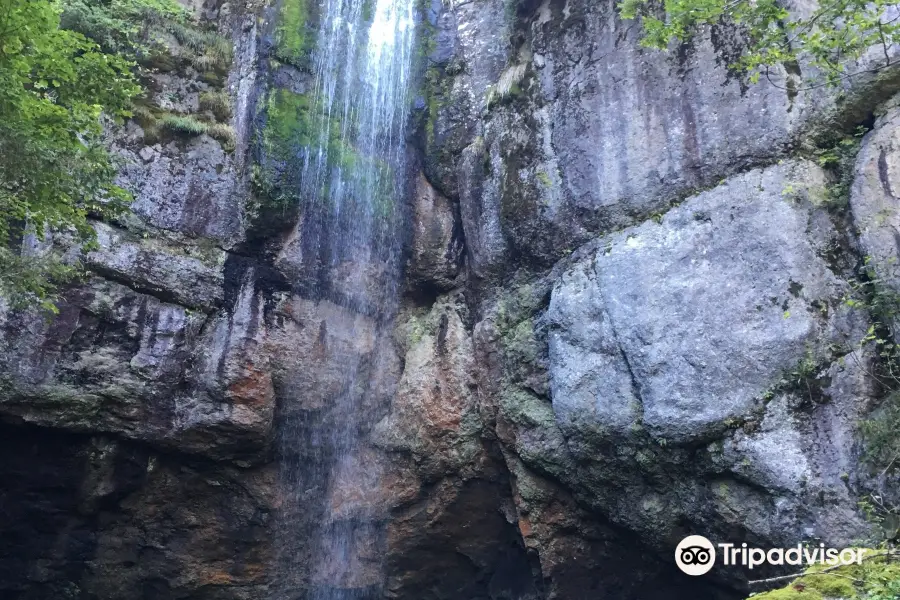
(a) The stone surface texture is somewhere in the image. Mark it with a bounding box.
[5,0,900,598]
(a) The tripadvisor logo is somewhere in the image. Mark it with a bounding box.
[675,535,716,576]
[674,535,869,576]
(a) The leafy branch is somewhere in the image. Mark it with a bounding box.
[619,0,900,86]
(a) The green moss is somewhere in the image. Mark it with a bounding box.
[263,88,357,167]
[261,86,396,214]
[492,283,547,334]
[401,311,429,349]
[500,389,556,430]
[752,588,822,600]
[274,0,312,68]
[807,575,856,597]
[748,550,900,600]
[422,66,445,148]
[503,317,539,368]
[263,88,314,160]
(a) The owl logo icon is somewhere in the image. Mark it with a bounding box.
[675,535,716,575]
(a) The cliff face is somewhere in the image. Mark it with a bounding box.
[3,0,900,598]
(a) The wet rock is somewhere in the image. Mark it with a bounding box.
[406,174,464,293]
[376,294,481,479]
[370,294,540,599]
[422,0,510,197]
[0,275,274,461]
[177,271,275,458]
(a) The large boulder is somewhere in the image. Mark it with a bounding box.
[550,160,862,444]
[474,160,877,593]
[851,98,900,336]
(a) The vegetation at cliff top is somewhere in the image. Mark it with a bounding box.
[0,0,231,311]
[620,0,900,87]
[61,0,232,71]
[0,0,142,311]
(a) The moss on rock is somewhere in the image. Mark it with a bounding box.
[749,551,900,600]
[273,0,312,69]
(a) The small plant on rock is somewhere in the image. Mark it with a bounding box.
[160,114,208,136]
[199,90,232,121]
[208,123,237,152]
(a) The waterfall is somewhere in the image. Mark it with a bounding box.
[272,0,416,598]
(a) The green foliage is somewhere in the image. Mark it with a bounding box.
[860,390,900,473]
[135,103,236,151]
[60,0,188,56]
[208,122,236,152]
[160,113,208,136]
[847,259,900,336]
[842,259,900,474]
[199,90,232,121]
[61,0,231,72]
[0,0,140,309]
[810,126,868,208]
[619,0,900,86]
[175,26,233,72]
[0,248,82,313]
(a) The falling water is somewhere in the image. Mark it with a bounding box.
[272,0,416,598]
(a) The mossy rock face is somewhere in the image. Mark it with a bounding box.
[263,87,314,162]
[273,0,313,69]
[749,552,900,600]
[420,65,468,198]
[256,84,396,211]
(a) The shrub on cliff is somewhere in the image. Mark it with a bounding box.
[0,0,140,311]
[620,0,900,88]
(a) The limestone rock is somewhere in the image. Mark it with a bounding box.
[426,0,900,278]
[550,160,864,444]
[88,222,226,311]
[850,100,900,338]
[513,160,875,575]
[116,135,245,247]
[406,174,464,292]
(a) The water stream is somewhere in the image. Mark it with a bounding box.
[273,0,416,598]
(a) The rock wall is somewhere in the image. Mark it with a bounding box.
[415,0,900,596]
[4,0,900,598]
[0,0,279,597]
